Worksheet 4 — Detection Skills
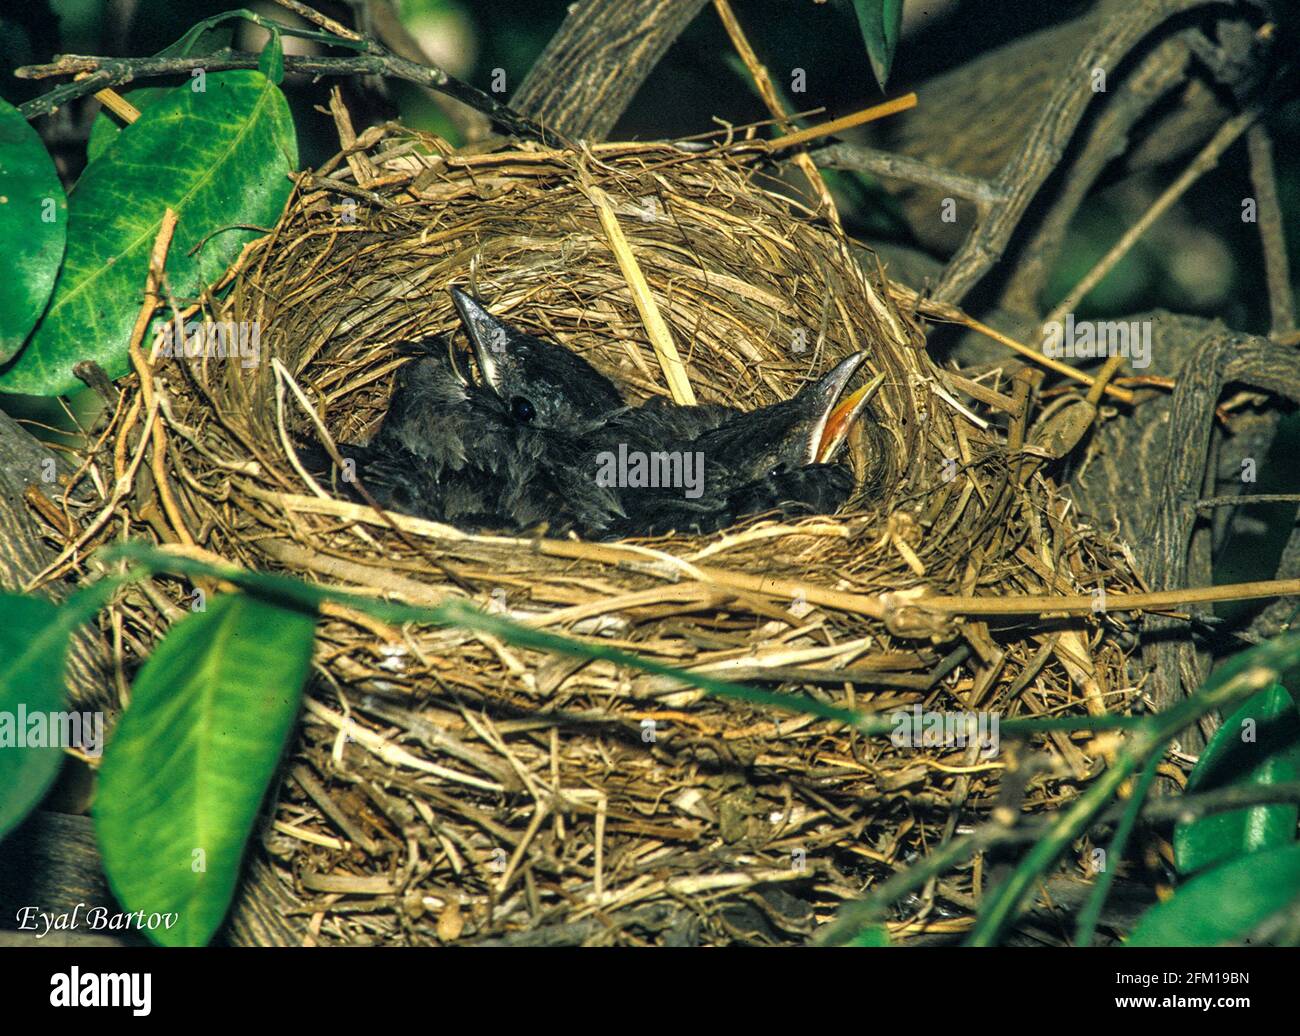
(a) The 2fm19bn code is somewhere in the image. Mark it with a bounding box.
[1185,973,1249,984]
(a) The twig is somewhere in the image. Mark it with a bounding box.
[128,211,196,549]
[970,780,1300,843]
[993,21,1203,315]
[1197,493,1300,509]
[17,49,569,148]
[1084,353,1125,407]
[933,0,1226,306]
[764,93,918,152]
[356,0,491,142]
[1043,105,1260,327]
[22,220,177,589]
[537,538,1300,622]
[896,289,1137,405]
[1245,123,1296,339]
[809,143,1006,204]
[712,0,843,232]
[1119,780,1300,825]
[269,0,361,41]
[920,576,1300,617]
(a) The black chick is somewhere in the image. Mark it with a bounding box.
[303,291,631,534]
[303,290,882,539]
[602,353,881,537]
[449,287,625,425]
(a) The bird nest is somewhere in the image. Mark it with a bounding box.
[88,127,1142,945]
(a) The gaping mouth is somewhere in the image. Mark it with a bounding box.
[806,353,885,464]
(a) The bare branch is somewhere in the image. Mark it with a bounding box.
[1246,123,1297,339]
[17,49,569,148]
[810,143,1006,205]
[1043,105,1260,328]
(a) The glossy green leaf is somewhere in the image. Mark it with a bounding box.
[0,98,67,362]
[1128,843,1300,946]
[86,87,169,165]
[0,594,71,840]
[0,70,297,396]
[1174,685,1300,875]
[963,632,1300,948]
[259,25,285,85]
[94,592,316,946]
[86,24,237,163]
[850,0,905,91]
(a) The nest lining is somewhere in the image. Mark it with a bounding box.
[85,130,1142,945]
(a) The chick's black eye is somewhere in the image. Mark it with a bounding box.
[511,396,536,424]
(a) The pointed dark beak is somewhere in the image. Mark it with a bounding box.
[450,287,511,394]
[804,353,883,464]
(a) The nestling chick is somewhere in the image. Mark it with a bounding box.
[300,290,884,539]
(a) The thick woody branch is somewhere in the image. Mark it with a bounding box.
[932,0,1228,307]
[510,0,711,140]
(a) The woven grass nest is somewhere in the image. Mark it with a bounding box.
[101,127,1143,945]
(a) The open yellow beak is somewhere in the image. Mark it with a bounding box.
[815,371,885,464]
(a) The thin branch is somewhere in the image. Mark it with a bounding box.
[892,286,1137,405]
[919,575,1300,617]
[712,0,843,232]
[810,142,1006,204]
[1121,781,1300,825]
[357,0,491,142]
[1043,105,1260,328]
[764,94,917,152]
[17,49,570,148]
[1245,123,1297,339]
[1197,493,1300,509]
[268,0,362,41]
[994,22,1200,316]
[926,781,1300,846]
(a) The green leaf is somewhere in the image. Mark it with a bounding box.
[0,594,72,840]
[85,24,238,163]
[85,87,169,165]
[0,70,297,396]
[1174,684,1300,875]
[259,25,285,85]
[94,592,316,946]
[156,21,237,59]
[850,0,905,91]
[0,97,67,362]
[1128,843,1300,946]
[847,925,891,946]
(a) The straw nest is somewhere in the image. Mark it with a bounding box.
[91,127,1143,945]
